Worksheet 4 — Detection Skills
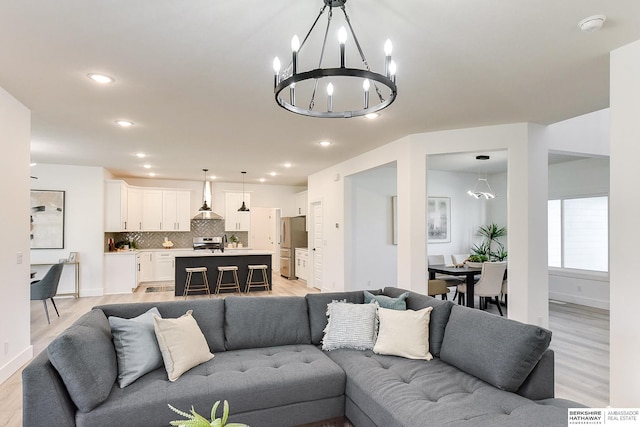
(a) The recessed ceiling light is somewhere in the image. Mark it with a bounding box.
[115,120,134,127]
[136,153,146,158]
[259,178,266,183]
[148,172,156,177]
[87,73,114,84]
[284,163,292,168]
[210,175,216,180]
[320,140,331,147]
[365,113,379,119]
[578,15,606,32]
[269,172,276,176]
[143,164,151,169]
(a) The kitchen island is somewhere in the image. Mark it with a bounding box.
[174,250,273,296]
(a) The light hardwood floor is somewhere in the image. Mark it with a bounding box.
[0,279,609,427]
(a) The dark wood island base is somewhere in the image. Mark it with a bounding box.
[174,252,273,296]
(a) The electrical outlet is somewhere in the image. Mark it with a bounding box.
[577,285,582,292]
[16,252,23,264]
[3,341,8,355]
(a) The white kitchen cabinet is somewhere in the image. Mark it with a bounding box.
[162,190,191,231]
[142,189,163,231]
[104,252,138,294]
[295,248,308,282]
[154,251,176,281]
[105,180,128,232]
[126,187,143,231]
[225,192,251,231]
[139,251,155,282]
[294,191,308,216]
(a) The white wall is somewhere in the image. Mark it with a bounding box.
[0,87,32,384]
[543,108,610,156]
[346,163,397,290]
[309,123,550,327]
[610,38,640,407]
[124,177,305,218]
[427,169,507,261]
[30,165,106,297]
[547,157,610,309]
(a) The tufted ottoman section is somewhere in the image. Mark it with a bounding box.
[76,344,345,427]
[327,349,571,427]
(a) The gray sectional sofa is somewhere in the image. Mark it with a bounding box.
[23,287,581,427]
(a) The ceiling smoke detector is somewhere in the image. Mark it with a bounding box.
[578,15,606,32]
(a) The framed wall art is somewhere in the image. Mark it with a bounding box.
[30,190,65,249]
[427,197,451,243]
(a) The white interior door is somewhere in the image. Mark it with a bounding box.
[250,207,280,272]
[311,201,323,290]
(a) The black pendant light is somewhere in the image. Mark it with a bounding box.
[199,168,212,212]
[238,171,250,212]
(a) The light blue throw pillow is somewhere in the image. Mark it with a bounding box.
[109,307,163,388]
[364,290,409,310]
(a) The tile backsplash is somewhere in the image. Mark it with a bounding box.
[105,220,248,250]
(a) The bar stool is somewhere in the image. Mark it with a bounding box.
[216,266,241,295]
[183,267,210,299]
[246,264,270,293]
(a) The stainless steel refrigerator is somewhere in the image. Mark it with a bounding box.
[280,216,307,279]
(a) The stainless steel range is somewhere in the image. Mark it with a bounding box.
[193,236,225,252]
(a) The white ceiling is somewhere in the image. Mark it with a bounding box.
[1,1,638,186]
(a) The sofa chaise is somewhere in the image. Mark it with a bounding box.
[22,287,582,426]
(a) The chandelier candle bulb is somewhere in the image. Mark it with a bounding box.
[363,79,370,109]
[389,61,397,83]
[290,83,295,106]
[338,26,347,68]
[384,39,393,77]
[273,57,281,87]
[291,35,300,75]
[327,82,334,112]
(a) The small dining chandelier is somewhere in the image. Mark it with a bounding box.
[467,155,496,199]
[272,0,398,118]
[238,171,250,212]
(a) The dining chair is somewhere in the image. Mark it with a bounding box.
[451,254,470,266]
[501,279,508,306]
[31,263,64,324]
[428,254,463,299]
[457,261,507,316]
[428,279,449,300]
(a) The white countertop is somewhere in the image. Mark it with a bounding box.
[105,248,271,256]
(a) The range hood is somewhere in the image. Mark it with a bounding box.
[193,169,224,220]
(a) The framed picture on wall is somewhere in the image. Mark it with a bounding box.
[427,197,451,243]
[30,190,65,249]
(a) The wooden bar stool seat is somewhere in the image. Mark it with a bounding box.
[183,266,210,299]
[246,264,270,293]
[216,266,241,295]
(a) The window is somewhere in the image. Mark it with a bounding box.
[548,196,608,272]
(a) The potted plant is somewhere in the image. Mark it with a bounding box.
[168,400,248,427]
[229,234,239,248]
[468,224,507,266]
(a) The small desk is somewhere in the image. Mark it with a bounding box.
[30,261,80,299]
[428,264,482,308]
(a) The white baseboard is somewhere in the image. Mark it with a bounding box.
[0,345,33,385]
[80,287,104,297]
[549,291,610,310]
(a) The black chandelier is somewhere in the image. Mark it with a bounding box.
[272,0,397,119]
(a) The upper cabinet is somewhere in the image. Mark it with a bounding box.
[294,191,308,216]
[225,192,251,231]
[105,180,191,232]
[162,190,191,231]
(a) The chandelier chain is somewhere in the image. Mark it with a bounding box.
[340,5,385,104]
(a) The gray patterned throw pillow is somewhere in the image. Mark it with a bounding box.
[322,301,378,351]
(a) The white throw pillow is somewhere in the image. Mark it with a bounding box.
[153,310,214,381]
[373,306,434,360]
[322,301,377,351]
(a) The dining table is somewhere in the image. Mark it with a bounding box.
[428,264,483,308]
